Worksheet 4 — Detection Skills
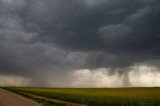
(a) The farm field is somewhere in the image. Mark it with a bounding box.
[5,87,160,106]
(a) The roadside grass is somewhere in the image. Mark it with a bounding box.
[4,88,66,106]
[5,87,160,106]
[19,93,66,106]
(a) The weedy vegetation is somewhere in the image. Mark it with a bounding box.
[5,87,160,106]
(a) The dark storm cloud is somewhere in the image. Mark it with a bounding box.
[20,0,160,54]
[0,0,160,86]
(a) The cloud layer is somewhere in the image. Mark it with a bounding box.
[0,0,160,87]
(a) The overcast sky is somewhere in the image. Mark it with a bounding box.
[0,0,160,87]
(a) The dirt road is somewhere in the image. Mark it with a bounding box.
[0,88,41,106]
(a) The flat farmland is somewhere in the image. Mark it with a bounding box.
[5,87,160,106]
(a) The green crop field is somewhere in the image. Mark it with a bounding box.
[5,87,160,106]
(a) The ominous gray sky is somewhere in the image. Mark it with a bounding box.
[0,0,160,87]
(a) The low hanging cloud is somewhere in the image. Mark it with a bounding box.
[0,74,30,86]
[0,0,160,87]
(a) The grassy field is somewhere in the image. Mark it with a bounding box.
[5,87,160,106]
